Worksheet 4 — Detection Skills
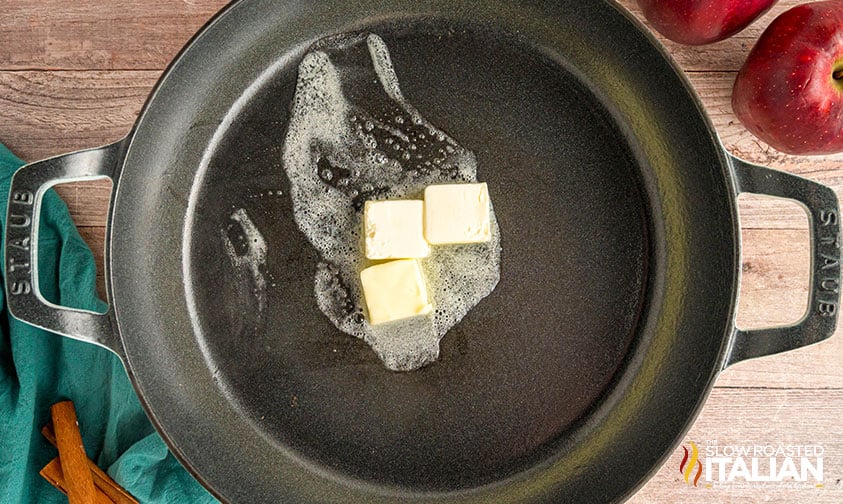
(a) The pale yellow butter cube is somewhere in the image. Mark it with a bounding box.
[364,200,430,259]
[360,259,433,325]
[424,183,491,244]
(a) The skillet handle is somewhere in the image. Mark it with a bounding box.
[725,156,840,368]
[4,139,125,359]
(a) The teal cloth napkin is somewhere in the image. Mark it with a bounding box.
[0,143,218,503]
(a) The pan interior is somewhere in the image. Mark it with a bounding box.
[184,24,650,490]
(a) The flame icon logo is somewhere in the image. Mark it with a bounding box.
[679,441,703,487]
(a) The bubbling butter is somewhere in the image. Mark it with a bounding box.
[282,33,501,371]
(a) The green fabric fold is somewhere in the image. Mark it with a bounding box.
[0,142,217,504]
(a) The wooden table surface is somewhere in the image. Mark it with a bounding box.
[1,1,840,502]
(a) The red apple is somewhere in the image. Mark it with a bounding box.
[636,0,778,45]
[733,1,843,155]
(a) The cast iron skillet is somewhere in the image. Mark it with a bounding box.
[5,1,841,502]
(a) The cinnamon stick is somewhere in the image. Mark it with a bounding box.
[50,401,98,504]
[42,423,139,504]
[40,457,115,504]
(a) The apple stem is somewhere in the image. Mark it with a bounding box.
[835,69,843,81]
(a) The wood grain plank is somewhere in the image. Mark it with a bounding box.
[630,388,843,503]
[0,70,157,160]
[737,229,810,330]
[0,0,228,70]
[3,2,842,503]
[738,193,813,231]
[53,180,112,227]
[0,0,814,72]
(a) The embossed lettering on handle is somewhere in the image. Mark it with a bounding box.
[817,210,840,317]
[3,139,126,359]
[726,156,841,367]
[7,190,36,299]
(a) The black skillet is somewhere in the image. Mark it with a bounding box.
[5,0,840,502]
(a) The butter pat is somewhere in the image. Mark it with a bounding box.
[364,200,430,259]
[424,183,491,244]
[360,259,433,325]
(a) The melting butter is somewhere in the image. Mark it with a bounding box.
[282,33,501,371]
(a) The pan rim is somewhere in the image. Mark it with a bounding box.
[106,0,741,502]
